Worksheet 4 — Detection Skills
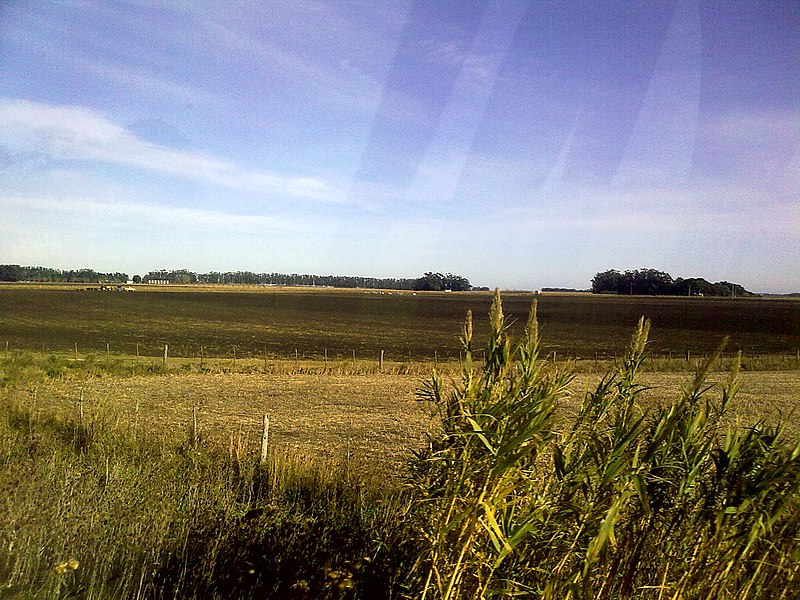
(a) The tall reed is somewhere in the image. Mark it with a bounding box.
[407,291,800,598]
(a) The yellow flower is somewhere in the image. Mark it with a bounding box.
[338,578,355,590]
[54,559,79,574]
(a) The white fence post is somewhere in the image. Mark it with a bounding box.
[260,415,270,463]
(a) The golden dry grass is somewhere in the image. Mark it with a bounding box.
[23,373,434,475]
[17,368,800,482]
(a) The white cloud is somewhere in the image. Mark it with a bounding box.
[417,39,500,80]
[0,97,345,203]
[1,194,314,234]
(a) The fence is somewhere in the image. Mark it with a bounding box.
[3,339,800,375]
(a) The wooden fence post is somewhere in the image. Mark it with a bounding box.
[74,342,79,362]
[380,349,384,372]
[191,406,198,448]
[136,342,140,363]
[106,342,110,363]
[260,415,270,464]
[163,344,169,366]
[352,349,356,369]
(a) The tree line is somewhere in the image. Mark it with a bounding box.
[0,265,128,283]
[142,269,422,289]
[143,269,472,291]
[0,264,472,291]
[591,268,756,297]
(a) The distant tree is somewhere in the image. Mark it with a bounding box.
[412,272,471,292]
[414,272,444,291]
[593,268,755,297]
[592,268,673,295]
[631,269,673,295]
[672,277,713,296]
[132,275,142,284]
[442,273,471,291]
[0,264,24,281]
[711,282,732,297]
[591,270,623,294]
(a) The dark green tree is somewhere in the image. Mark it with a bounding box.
[0,264,24,281]
[591,270,623,294]
[442,273,471,291]
[414,272,444,291]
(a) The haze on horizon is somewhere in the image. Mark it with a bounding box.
[0,1,798,293]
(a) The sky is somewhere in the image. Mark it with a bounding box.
[0,1,798,292]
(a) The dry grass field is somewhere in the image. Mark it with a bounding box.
[17,367,800,481]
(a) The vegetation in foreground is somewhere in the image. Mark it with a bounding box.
[2,292,800,598]
[408,293,800,598]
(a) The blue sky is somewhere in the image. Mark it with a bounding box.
[1,1,798,292]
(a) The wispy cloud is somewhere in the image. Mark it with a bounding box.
[703,109,800,175]
[709,109,800,144]
[0,97,344,203]
[505,184,799,234]
[697,108,800,197]
[417,39,500,80]
[2,194,314,234]
[81,58,216,107]
[190,3,396,117]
